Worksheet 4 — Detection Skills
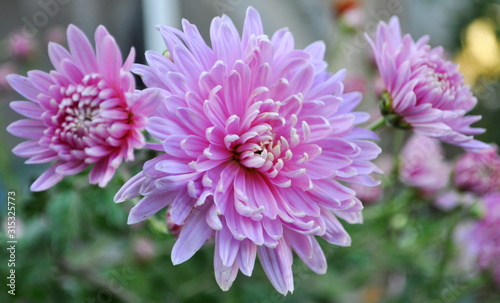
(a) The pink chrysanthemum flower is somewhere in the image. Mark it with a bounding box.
[366,16,488,151]
[463,193,500,285]
[399,134,449,195]
[454,146,500,196]
[7,25,158,191]
[115,7,381,294]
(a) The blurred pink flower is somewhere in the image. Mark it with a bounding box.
[340,8,365,30]
[115,7,381,294]
[399,134,450,194]
[366,17,487,151]
[434,190,477,211]
[464,193,500,285]
[454,146,500,196]
[7,31,37,59]
[344,74,367,94]
[132,237,156,262]
[7,25,158,191]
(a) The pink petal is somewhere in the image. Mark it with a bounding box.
[47,42,72,72]
[114,172,146,202]
[171,208,213,265]
[237,239,257,276]
[257,239,294,295]
[67,24,98,73]
[10,101,44,119]
[7,119,45,139]
[216,224,241,267]
[7,74,41,101]
[96,34,122,83]
[128,193,175,224]
[30,164,65,191]
[214,237,239,291]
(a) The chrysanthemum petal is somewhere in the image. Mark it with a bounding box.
[171,208,212,265]
[30,164,65,191]
[128,193,175,224]
[7,119,45,139]
[237,239,257,276]
[214,238,239,291]
[7,74,41,101]
[67,24,98,73]
[10,101,44,119]
[258,240,294,295]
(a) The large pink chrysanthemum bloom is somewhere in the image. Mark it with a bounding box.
[366,16,488,151]
[115,7,381,294]
[463,193,500,285]
[7,25,158,191]
[453,146,500,196]
[399,134,449,194]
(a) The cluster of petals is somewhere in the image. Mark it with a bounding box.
[399,134,449,194]
[366,16,488,151]
[7,25,157,191]
[453,146,500,196]
[115,7,381,294]
[463,193,500,285]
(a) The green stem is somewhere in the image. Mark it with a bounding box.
[368,117,386,131]
[432,207,469,292]
[392,129,406,155]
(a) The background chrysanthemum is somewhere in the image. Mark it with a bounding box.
[115,7,381,294]
[366,16,488,151]
[7,25,158,191]
[399,134,450,195]
[461,193,500,285]
[454,146,500,195]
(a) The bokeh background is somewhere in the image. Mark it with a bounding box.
[1,0,500,302]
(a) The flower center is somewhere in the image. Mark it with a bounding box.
[429,70,452,94]
[422,61,457,99]
[229,122,298,180]
[51,73,119,150]
[233,127,274,169]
